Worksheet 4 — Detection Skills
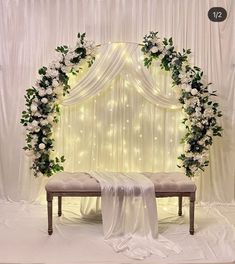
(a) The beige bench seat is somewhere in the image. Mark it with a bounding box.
[46,172,196,235]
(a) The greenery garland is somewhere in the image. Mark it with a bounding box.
[21,31,222,178]
[21,33,95,177]
[141,31,222,176]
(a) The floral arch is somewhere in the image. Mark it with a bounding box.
[21,32,222,177]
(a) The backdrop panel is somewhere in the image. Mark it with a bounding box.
[0,0,234,202]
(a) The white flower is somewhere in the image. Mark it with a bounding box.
[158,43,164,51]
[191,89,198,95]
[32,120,38,127]
[31,104,38,112]
[33,111,41,117]
[159,54,164,59]
[198,139,204,145]
[46,88,53,95]
[35,127,41,132]
[204,108,214,117]
[46,69,58,78]
[150,46,158,53]
[41,98,48,104]
[45,80,49,86]
[47,115,54,123]
[39,143,45,150]
[39,89,46,97]
[185,86,192,93]
[52,79,60,87]
[152,37,161,44]
[40,119,49,126]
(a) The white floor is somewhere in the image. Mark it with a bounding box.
[0,198,235,264]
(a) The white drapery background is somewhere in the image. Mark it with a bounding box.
[0,0,235,203]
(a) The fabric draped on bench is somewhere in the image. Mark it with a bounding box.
[46,171,196,259]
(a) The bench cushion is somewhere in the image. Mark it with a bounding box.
[45,172,196,193]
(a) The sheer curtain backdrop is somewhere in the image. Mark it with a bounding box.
[0,0,234,202]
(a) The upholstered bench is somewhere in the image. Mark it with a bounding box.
[45,172,196,235]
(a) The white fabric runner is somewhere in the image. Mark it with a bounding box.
[89,171,181,259]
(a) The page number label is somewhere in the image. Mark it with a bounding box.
[208,7,227,22]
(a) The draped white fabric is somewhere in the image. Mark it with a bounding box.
[89,171,181,259]
[0,0,235,204]
[63,43,180,108]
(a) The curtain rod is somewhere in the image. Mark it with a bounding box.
[95,42,144,47]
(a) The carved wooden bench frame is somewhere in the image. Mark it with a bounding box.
[46,190,195,235]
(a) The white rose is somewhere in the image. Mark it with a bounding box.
[41,98,48,104]
[31,104,38,112]
[185,86,192,93]
[27,125,33,131]
[52,79,59,87]
[47,69,58,78]
[45,80,49,85]
[47,115,54,122]
[158,43,164,51]
[150,46,158,53]
[46,88,53,95]
[32,120,38,127]
[41,119,48,126]
[39,143,45,150]
[159,54,164,59]
[35,127,41,132]
[191,89,198,95]
[39,89,46,97]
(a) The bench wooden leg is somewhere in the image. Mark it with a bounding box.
[178,195,182,216]
[58,196,62,217]
[189,192,195,235]
[47,192,53,235]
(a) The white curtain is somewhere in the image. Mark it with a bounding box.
[0,0,235,202]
